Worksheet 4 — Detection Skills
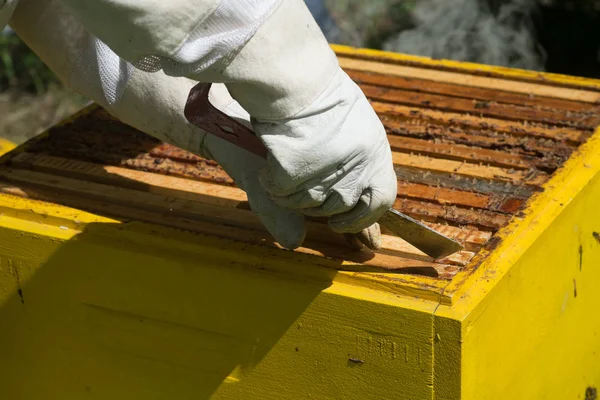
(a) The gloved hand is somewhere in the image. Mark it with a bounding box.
[219,0,398,237]
[251,69,396,235]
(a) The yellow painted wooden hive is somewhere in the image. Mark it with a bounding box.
[1,45,599,400]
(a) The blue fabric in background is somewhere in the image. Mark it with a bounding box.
[304,0,340,43]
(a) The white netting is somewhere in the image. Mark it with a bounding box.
[72,35,132,107]
[132,0,280,77]
[71,0,280,108]
[95,39,132,105]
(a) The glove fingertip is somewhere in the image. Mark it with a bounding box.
[343,233,364,251]
[356,223,382,250]
[251,201,307,249]
[278,230,307,250]
[267,212,307,250]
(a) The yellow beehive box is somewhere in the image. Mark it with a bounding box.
[0,45,599,400]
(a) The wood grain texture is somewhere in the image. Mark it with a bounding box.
[339,57,600,103]
[0,213,439,400]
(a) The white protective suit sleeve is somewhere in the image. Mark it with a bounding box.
[60,0,398,236]
[9,0,308,249]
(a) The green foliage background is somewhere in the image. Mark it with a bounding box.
[0,31,87,145]
[0,33,58,94]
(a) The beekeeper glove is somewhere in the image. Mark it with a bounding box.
[222,0,398,235]
[9,0,307,249]
[60,0,398,236]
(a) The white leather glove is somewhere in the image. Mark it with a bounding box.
[252,68,397,234]
[217,1,399,235]
[10,0,307,249]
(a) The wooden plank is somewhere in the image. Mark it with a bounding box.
[395,166,536,198]
[334,44,600,92]
[393,198,510,230]
[31,145,235,185]
[372,102,592,142]
[383,118,573,171]
[339,57,600,103]
[348,69,599,112]
[361,84,600,129]
[398,180,489,208]
[392,152,549,187]
[10,152,246,207]
[387,135,541,171]
[396,181,525,214]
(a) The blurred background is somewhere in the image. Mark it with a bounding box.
[2,0,600,146]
